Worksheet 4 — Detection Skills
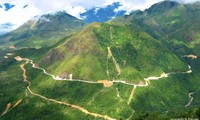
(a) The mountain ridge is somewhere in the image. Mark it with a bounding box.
[0,11,86,50]
[80,2,127,23]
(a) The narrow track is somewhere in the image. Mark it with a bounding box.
[14,55,193,119]
[19,62,116,120]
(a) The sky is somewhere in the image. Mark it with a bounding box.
[0,0,199,32]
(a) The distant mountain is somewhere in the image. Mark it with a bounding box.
[0,11,86,50]
[80,2,127,23]
[0,2,128,35]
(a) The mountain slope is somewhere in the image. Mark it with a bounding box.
[116,1,200,56]
[42,22,187,82]
[35,1,200,119]
[110,1,200,117]
[9,21,187,120]
[0,11,86,50]
[0,1,200,120]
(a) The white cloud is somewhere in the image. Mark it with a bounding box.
[63,6,86,19]
[175,0,200,3]
[0,0,199,32]
[0,0,41,29]
[94,8,100,15]
[105,0,200,14]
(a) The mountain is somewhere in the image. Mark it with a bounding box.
[80,2,127,23]
[0,11,86,50]
[115,1,200,56]
[42,22,187,82]
[110,0,200,117]
[0,2,128,35]
[0,1,200,120]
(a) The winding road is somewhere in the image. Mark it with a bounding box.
[185,92,195,107]
[18,59,116,120]
[14,55,194,120]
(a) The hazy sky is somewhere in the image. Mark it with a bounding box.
[0,0,199,30]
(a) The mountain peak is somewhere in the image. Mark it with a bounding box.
[0,11,86,49]
[80,2,126,23]
[146,0,179,14]
[40,11,78,20]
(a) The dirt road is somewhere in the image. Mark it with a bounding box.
[19,60,116,120]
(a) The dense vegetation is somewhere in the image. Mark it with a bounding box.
[0,1,200,120]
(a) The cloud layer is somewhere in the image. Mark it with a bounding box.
[0,0,200,31]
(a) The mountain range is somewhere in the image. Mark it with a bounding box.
[0,1,200,120]
[0,2,128,35]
